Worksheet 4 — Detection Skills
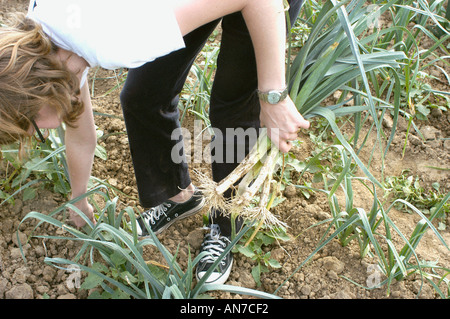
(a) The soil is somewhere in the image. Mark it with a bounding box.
[0,0,449,300]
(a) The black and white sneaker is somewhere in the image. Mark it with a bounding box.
[196,224,233,285]
[136,189,205,236]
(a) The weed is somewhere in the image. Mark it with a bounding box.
[384,170,449,229]
[234,225,290,287]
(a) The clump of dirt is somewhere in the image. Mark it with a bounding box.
[0,0,449,300]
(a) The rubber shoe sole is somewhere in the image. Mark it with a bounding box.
[196,257,233,285]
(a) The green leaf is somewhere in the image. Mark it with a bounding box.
[111,250,127,267]
[147,264,168,283]
[95,144,108,160]
[81,272,104,290]
[267,259,282,269]
[119,271,139,284]
[22,188,36,201]
[92,262,109,273]
[87,290,107,299]
[236,245,256,258]
[251,264,262,287]
[261,234,275,246]
[266,227,290,242]
[111,288,131,299]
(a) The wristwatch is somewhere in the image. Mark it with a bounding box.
[257,87,289,104]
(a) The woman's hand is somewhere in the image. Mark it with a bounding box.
[69,199,95,228]
[64,83,97,228]
[259,96,310,153]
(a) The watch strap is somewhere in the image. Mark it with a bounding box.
[257,87,289,104]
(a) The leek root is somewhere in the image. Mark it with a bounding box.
[196,128,288,232]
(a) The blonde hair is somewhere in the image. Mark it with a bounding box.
[0,12,83,147]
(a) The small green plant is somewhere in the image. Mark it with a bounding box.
[81,260,142,299]
[400,71,449,120]
[234,224,290,287]
[384,170,449,229]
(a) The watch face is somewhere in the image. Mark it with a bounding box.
[267,92,281,104]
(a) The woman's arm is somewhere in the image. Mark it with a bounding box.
[52,48,96,227]
[65,82,97,227]
[241,0,310,153]
[174,0,310,152]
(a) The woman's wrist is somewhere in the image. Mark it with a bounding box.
[257,86,288,105]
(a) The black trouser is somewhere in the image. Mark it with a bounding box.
[120,1,303,236]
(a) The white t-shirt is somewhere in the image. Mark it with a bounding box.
[27,0,186,86]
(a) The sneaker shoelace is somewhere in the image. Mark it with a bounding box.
[142,202,172,226]
[200,225,230,267]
